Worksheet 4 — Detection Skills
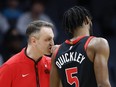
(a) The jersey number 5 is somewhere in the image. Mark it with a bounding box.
[65,67,79,87]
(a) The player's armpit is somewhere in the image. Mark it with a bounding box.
[93,38,111,87]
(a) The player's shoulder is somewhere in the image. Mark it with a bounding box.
[51,45,61,64]
[90,37,109,47]
[88,37,109,51]
[86,37,109,62]
[92,37,108,43]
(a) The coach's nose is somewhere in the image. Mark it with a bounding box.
[50,39,54,46]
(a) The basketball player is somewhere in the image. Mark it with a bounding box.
[50,6,111,87]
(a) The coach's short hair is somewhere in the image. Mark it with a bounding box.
[26,20,54,40]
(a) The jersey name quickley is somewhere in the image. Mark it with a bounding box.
[56,52,85,69]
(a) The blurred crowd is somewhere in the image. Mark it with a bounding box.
[0,0,116,86]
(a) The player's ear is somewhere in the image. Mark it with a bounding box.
[84,16,90,25]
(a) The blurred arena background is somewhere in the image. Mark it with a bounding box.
[0,0,116,86]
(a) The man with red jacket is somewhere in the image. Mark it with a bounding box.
[0,20,54,87]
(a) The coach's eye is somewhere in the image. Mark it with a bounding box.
[45,38,50,41]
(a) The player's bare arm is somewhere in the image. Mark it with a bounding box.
[87,37,111,87]
[50,47,62,87]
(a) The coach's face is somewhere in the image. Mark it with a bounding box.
[36,27,54,55]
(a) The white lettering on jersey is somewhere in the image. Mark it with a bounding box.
[56,52,85,69]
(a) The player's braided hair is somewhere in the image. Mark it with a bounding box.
[63,6,92,34]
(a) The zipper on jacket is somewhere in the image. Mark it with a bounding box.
[24,48,42,87]
[34,62,40,87]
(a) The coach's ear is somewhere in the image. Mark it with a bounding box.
[51,45,60,53]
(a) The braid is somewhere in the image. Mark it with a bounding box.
[63,6,92,35]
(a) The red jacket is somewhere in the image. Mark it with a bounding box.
[0,48,51,87]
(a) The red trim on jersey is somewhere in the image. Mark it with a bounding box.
[65,36,86,44]
[84,36,94,51]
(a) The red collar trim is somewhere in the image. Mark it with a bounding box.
[65,36,86,44]
[21,48,42,63]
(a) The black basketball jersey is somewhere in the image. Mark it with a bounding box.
[55,36,97,87]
